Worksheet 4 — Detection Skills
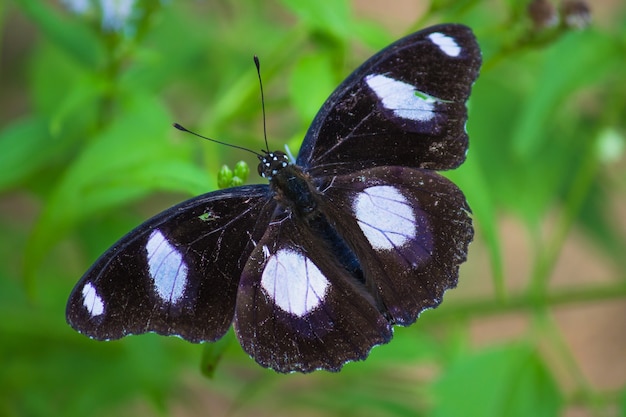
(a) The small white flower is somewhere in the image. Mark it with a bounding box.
[61,0,92,14]
[597,128,624,164]
[100,0,136,32]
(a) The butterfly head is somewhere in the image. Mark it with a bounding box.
[258,151,289,180]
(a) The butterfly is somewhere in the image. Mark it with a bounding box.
[67,23,481,373]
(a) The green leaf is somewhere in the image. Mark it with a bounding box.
[200,331,235,378]
[29,40,100,122]
[289,53,337,123]
[360,326,442,367]
[447,152,505,299]
[0,117,53,192]
[433,344,563,417]
[351,20,394,50]
[279,0,352,39]
[15,0,104,69]
[512,29,621,157]
[24,94,210,294]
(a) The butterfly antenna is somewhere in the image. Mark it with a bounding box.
[254,55,270,153]
[172,123,262,157]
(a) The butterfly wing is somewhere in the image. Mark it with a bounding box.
[318,166,473,326]
[66,185,274,343]
[232,166,472,373]
[296,24,481,175]
[233,210,392,373]
[67,23,480,374]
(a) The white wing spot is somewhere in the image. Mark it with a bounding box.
[261,249,329,317]
[82,282,105,317]
[428,32,461,57]
[146,230,188,304]
[365,74,438,122]
[353,185,416,250]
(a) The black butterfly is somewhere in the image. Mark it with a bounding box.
[67,23,481,373]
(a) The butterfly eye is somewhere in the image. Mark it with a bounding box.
[258,151,290,179]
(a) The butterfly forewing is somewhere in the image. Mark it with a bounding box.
[318,166,473,326]
[234,214,392,373]
[67,186,274,342]
[297,24,481,175]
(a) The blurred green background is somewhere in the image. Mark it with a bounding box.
[1,0,625,416]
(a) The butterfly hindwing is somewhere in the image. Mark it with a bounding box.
[67,186,274,343]
[297,24,481,175]
[234,209,392,373]
[318,166,473,326]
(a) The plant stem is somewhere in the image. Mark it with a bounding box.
[431,281,626,322]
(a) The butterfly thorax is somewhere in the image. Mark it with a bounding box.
[272,166,320,218]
